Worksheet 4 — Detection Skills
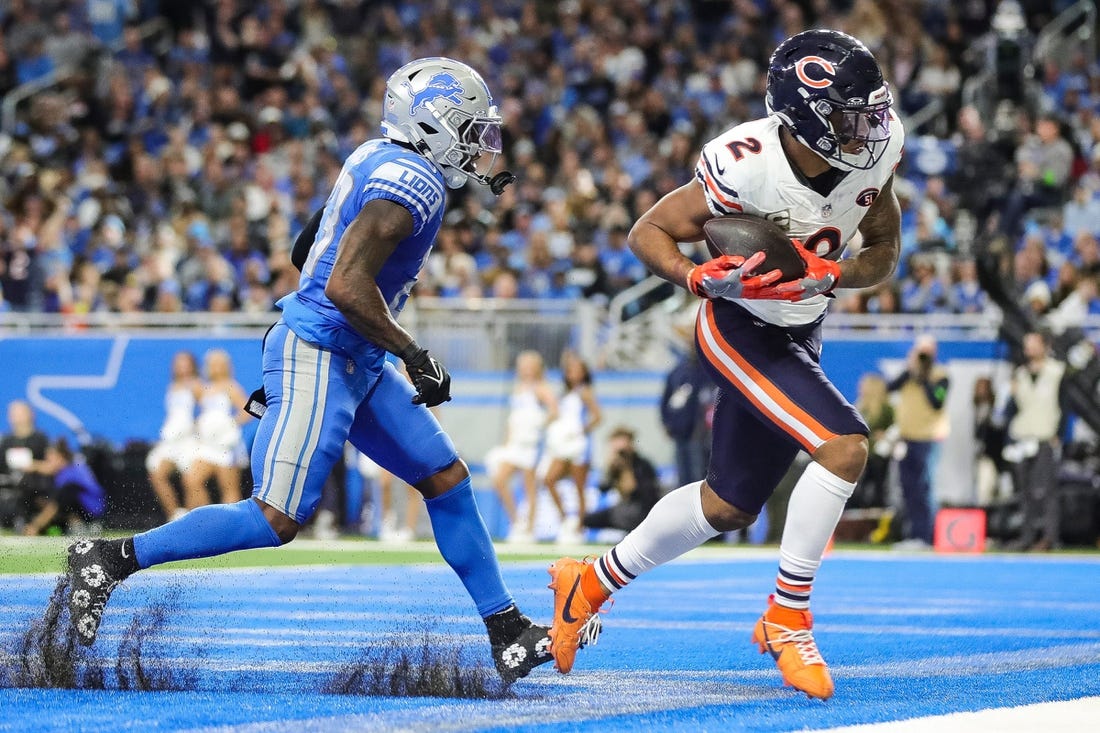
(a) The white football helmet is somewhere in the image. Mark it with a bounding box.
[381,57,504,190]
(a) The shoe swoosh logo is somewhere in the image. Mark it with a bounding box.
[561,576,582,624]
[120,544,130,559]
[762,623,781,661]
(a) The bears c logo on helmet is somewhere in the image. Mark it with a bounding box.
[794,56,836,89]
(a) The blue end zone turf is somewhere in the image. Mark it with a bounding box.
[1,552,1098,732]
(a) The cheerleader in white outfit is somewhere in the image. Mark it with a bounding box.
[543,352,601,543]
[146,351,200,519]
[183,349,249,507]
[485,351,557,542]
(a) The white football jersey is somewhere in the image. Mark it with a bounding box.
[694,112,905,326]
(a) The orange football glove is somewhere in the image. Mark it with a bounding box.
[748,240,841,302]
[686,251,782,300]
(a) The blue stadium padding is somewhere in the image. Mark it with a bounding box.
[0,334,1004,447]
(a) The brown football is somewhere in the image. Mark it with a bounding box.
[703,214,806,282]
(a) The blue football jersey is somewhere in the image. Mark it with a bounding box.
[278,139,446,374]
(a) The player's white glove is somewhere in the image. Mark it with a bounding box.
[399,341,452,407]
[685,251,781,300]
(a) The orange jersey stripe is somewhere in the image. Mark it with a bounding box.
[699,162,744,212]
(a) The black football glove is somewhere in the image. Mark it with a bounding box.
[398,342,452,407]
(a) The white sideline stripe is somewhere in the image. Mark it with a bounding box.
[813,697,1100,732]
[171,648,1100,733]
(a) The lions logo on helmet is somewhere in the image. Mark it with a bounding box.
[405,72,465,114]
[766,30,893,171]
[381,57,504,191]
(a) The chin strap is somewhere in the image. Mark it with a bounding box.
[488,170,516,195]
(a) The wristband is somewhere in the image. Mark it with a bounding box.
[397,340,424,363]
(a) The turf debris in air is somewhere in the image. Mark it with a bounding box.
[0,575,190,691]
[326,631,508,700]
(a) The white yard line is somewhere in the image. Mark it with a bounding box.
[812,697,1100,733]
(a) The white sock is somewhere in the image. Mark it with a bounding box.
[594,481,719,592]
[775,461,856,609]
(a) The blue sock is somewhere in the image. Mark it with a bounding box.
[133,499,281,568]
[425,477,513,617]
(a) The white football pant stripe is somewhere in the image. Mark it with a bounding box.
[698,305,826,450]
[260,333,331,519]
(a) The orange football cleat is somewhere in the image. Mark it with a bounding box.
[752,595,834,700]
[546,557,605,674]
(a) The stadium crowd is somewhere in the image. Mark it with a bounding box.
[0,0,1096,319]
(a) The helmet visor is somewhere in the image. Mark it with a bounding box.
[835,101,892,147]
[472,118,502,154]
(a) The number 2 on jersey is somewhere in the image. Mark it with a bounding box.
[725,137,762,161]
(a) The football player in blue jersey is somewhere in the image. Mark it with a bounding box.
[64,57,551,684]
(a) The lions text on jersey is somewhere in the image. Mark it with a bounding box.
[280,139,446,377]
[695,112,905,326]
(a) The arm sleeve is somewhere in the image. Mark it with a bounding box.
[290,208,323,272]
[922,376,949,410]
[886,370,911,392]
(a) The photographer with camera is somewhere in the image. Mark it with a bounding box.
[0,401,51,530]
[582,427,662,534]
[888,336,951,549]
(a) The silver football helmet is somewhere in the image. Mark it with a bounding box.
[381,57,504,190]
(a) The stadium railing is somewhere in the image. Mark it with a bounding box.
[5,302,1085,368]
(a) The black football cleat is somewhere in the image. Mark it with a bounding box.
[66,539,135,646]
[485,605,553,684]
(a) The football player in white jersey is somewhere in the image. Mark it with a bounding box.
[548,30,904,700]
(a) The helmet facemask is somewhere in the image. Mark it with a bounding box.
[810,85,893,171]
[435,106,504,188]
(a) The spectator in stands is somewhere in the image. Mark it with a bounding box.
[1003,331,1067,551]
[22,437,105,536]
[146,351,200,522]
[15,32,54,85]
[1062,183,1100,238]
[950,106,1012,233]
[0,400,50,528]
[914,43,961,115]
[900,254,950,314]
[1002,114,1075,237]
[0,1,1086,315]
[582,426,661,535]
[889,336,950,549]
[948,258,988,314]
[182,349,248,509]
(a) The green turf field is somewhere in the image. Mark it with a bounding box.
[3,535,1094,575]
[0,536,565,574]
